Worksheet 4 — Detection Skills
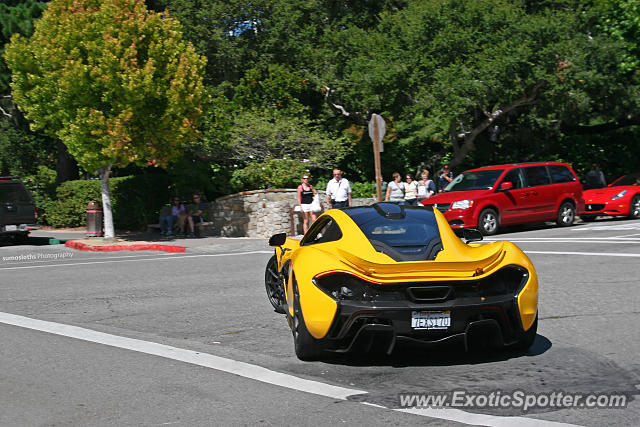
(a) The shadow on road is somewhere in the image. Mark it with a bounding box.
[322,334,552,367]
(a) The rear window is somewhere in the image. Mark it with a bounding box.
[548,165,575,184]
[0,183,32,203]
[345,205,440,250]
[523,166,551,187]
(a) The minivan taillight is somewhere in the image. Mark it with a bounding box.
[34,206,38,219]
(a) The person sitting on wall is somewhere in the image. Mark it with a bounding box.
[160,197,185,236]
[178,193,208,238]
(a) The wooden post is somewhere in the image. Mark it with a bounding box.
[372,119,383,202]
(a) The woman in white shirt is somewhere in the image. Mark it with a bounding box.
[417,169,436,201]
[403,173,418,205]
[385,172,405,203]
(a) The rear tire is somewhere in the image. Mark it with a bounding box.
[629,195,640,219]
[265,255,286,314]
[556,202,575,227]
[478,208,499,236]
[513,314,538,351]
[292,275,323,361]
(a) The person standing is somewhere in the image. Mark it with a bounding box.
[417,169,436,202]
[385,172,405,203]
[325,169,352,209]
[403,173,418,205]
[585,163,606,189]
[297,174,317,233]
[438,164,454,192]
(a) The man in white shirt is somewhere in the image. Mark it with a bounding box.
[325,169,352,209]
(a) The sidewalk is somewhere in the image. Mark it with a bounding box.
[28,229,267,253]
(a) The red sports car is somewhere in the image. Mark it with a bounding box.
[581,172,640,221]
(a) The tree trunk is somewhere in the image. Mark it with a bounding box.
[99,164,115,239]
[56,141,79,183]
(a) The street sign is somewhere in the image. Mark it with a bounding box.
[368,114,386,152]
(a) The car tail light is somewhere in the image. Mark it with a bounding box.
[313,272,380,301]
[34,206,38,219]
[473,266,529,296]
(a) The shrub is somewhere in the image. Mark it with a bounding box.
[45,174,173,229]
[313,178,376,199]
[230,158,308,191]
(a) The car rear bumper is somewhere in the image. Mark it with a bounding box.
[322,295,524,354]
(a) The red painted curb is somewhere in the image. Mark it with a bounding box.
[65,240,186,253]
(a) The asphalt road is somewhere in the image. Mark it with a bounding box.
[0,218,639,426]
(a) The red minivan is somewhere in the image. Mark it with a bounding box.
[421,162,584,235]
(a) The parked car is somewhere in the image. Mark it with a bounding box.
[265,203,538,360]
[421,162,584,235]
[0,176,38,243]
[581,172,640,221]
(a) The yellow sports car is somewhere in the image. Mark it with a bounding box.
[265,203,538,360]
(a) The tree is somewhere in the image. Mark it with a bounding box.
[5,0,207,237]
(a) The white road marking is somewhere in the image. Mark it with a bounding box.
[487,239,640,244]
[525,250,640,258]
[396,407,578,427]
[0,312,576,427]
[0,311,364,400]
[572,223,640,231]
[0,250,273,270]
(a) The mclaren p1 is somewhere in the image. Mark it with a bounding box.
[264,203,538,360]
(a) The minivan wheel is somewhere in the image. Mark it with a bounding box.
[478,208,499,236]
[556,202,575,227]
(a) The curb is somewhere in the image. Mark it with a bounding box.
[65,240,186,253]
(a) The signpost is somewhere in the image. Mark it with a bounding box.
[368,114,386,202]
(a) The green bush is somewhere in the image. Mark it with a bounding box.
[45,174,173,229]
[230,158,309,191]
[313,178,376,199]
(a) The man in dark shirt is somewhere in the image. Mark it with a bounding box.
[438,165,454,192]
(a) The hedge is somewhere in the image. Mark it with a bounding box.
[43,174,173,230]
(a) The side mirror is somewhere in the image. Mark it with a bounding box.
[463,228,483,243]
[268,232,287,247]
[500,181,513,191]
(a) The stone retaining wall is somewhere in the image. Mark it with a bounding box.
[207,189,375,238]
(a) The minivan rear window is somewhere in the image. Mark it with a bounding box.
[548,165,575,184]
[0,183,32,203]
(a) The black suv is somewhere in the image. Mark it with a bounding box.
[0,177,38,242]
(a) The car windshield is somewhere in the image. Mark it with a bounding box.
[344,204,441,260]
[443,169,505,192]
[611,173,640,187]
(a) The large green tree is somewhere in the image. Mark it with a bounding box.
[5,0,207,237]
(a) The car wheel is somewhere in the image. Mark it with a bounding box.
[556,202,575,227]
[629,195,640,219]
[478,208,499,236]
[513,314,538,351]
[265,255,286,314]
[292,275,323,361]
[580,215,597,222]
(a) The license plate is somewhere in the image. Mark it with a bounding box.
[5,225,17,231]
[411,310,451,330]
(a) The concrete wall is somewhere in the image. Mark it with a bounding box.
[207,189,375,238]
